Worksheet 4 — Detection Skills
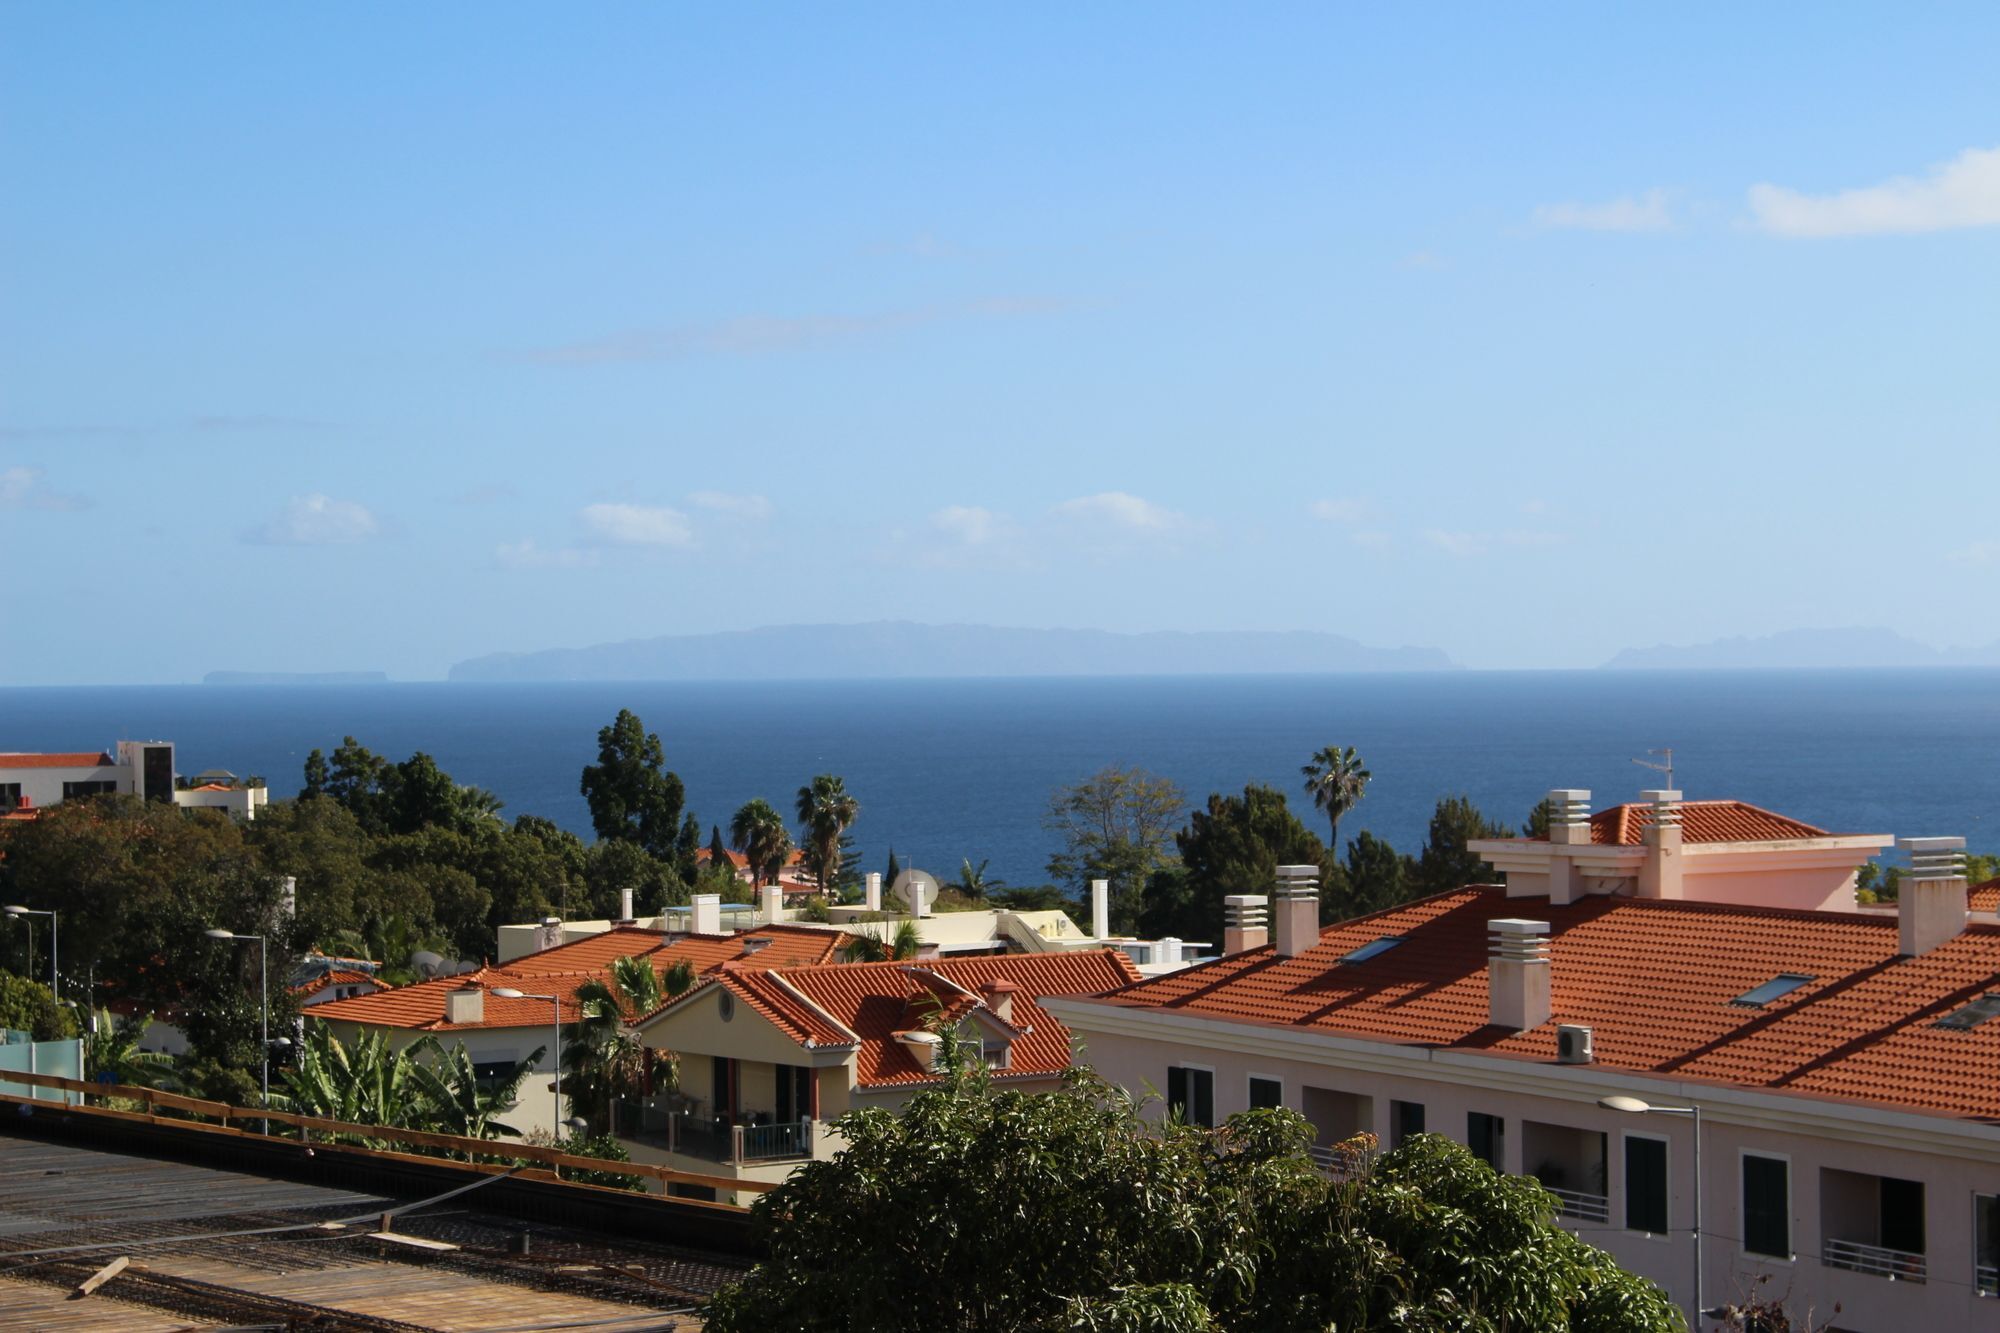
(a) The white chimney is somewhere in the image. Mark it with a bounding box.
[691,893,722,936]
[1636,790,1684,900]
[1272,865,1320,958]
[1091,879,1110,939]
[1487,919,1551,1031]
[616,885,635,924]
[1223,894,1269,954]
[1898,836,1968,957]
[979,978,1018,1025]
[537,916,564,952]
[865,872,882,912]
[445,986,485,1026]
[1547,789,1591,845]
[761,884,784,925]
[1157,936,1183,966]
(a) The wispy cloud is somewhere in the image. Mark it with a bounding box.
[0,465,90,512]
[931,505,1011,546]
[580,502,694,547]
[496,539,598,570]
[1950,539,2000,567]
[243,494,380,545]
[689,491,773,521]
[1533,189,1675,232]
[1748,145,2000,237]
[520,297,1068,366]
[1398,250,1448,271]
[1423,528,1562,557]
[1307,498,1370,524]
[1052,491,1186,533]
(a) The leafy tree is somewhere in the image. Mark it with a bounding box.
[991,885,1075,913]
[1045,767,1186,933]
[579,709,691,865]
[300,748,331,800]
[1415,795,1511,897]
[0,972,78,1041]
[585,836,680,921]
[548,1128,647,1190]
[1300,745,1370,849]
[703,1067,1680,1332]
[708,824,728,866]
[796,774,861,896]
[326,736,394,832]
[1172,784,1335,939]
[408,1039,541,1138]
[1525,796,1557,839]
[1340,831,1417,919]
[730,798,794,889]
[883,847,902,891]
[276,1023,543,1138]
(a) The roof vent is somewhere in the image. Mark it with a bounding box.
[1273,865,1320,958]
[740,936,773,955]
[444,986,484,1026]
[1897,836,1969,957]
[1548,789,1591,844]
[1556,1023,1594,1065]
[1222,895,1269,955]
[1487,918,1551,1032]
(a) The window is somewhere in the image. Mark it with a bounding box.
[1976,1194,1999,1297]
[1731,974,1814,1008]
[1391,1099,1425,1148]
[0,783,19,806]
[1339,936,1404,965]
[1248,1076,1282,1110]
[1167,1066,1213,1127]
[1879,1176,1924,1256]
[1625,1136,1669,1234]
[61,780,118,800]
[1468,1112,1505,1170]
[471,1058,519,1093]
[1936,992,2000,1031]
[1743,1154,1791,1258]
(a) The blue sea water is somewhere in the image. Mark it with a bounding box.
[1,671,1997,885]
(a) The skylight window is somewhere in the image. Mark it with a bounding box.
[1340,936,1404,965]
[1936,992,2000,1032]
[1731,974,1814,1008]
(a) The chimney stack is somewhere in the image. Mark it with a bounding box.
[865,872,882,912]
[1487,919,1551,1031]
[1091,879,1110,940]
[761,883,784,925]
[1223,895,1270,953]
[980,978,1018,1025]
[1547,789,1591,844]
[1898,836,1968,957]
[616,885,636,925]
[1637,790,1684,900]
[445,986,485,1026]
[691,893,722,936]
[1273,865,1320,958]
[537,916,563,952]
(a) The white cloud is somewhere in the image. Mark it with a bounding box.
[1950,539,2000,567]
[1748,145,2000,237]
[0,465,89,512]
[1052,491,1184,532]
[1308,498,1370,524]
[243,494,379,545]
[931,505,1009,545]
[1533,189,1675,232]
[689,491,774,521]
[496,540,597,570]
[579,502,694,547]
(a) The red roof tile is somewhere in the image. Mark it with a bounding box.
[1582,800,1830,845]
[1972,877,2000,914]
[1088,888,2000,1121]
[292,968,379,996]
[0,752,114,769]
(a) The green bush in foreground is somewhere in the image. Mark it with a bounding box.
[704,1065,1681,1332]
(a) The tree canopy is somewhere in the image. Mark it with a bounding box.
[1301,744,1370,849]
[579,709,692,866]
[1045,766,1186,933]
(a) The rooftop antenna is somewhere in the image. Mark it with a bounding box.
[1632,748,1674,791]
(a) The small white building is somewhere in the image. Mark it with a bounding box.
[0,742,266,819]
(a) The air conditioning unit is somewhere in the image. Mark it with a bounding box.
[1556,1024,1595,1065]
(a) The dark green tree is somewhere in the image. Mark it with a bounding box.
[730,798,793,889]
[300,748,331,800]
[1416,795,1511,897]
[326,736,393,832]
[0,973,78,1041]
[883,847,902,891]
[1171,784,1335,938]
[1525,796,1557,840]
[1045,767,1186,934]
[1340,831,1417,918]
[579,710,690,864]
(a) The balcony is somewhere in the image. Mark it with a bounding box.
[651,1112,815,1165]
[1545,1185,1610,1225]
[1976,1262,1998,1298]
[1823,1237,1927,1283]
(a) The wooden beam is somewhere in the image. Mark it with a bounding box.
[70,1255,128,1299]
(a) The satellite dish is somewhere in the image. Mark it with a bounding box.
[410,951,444,979]
[889,869,939,913]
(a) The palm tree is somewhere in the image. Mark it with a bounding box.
[838,919,922,963]
[407,1039,542,1139]
[1301,745,1371,850]
[730,798,794,888]
[795,775,861,896]
[564,955,694,1131]
[956,858,1005,898]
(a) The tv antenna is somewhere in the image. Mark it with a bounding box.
[1632,748,1674,790]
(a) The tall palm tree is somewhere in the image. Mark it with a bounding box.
[1301,745,1371,850]
[795,774,861,895]
[564,955,694,1131]
[730,798,793,888]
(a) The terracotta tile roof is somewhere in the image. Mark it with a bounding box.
[780,951,1143,1088]
[292,968,379,996]
[1972,877,2000,914]
[310,924,837,1032]
[0,752,114,769]
[1582,800,1830,845]
[1086,888,2000,1121]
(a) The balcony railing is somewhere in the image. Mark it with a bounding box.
[739,1120,812,1161]
[1544,1186,1610,1225]
[1823,1237,1927,1283]
[657,1112,814,1164]
[1976,1262,1998,1297]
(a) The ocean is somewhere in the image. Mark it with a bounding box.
[2,670,1997,885]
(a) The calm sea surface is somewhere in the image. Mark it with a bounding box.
[2,671,1996,884]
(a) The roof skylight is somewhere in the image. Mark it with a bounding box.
[1731,974,1814,1008]
[1935,991,2000,1032]
[1339,936,1404,965]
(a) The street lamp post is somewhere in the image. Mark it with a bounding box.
[491,987,563,1141]
[205,928,270,1131]
[3,906,57,1002]
[1601,1094,1704,1329]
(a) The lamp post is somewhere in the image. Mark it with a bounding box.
[3,906,57,1002]
[1601,1094,1704,1329]
[205,928,270,1131]
[491,987,563,1141]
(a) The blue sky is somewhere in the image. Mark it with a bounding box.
[3,4,1997,683]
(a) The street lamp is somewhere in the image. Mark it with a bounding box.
[1600,1095,1704,1328]
[205,928,271,1131]
[3,906,57,1001]
[491,987,563,1140]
